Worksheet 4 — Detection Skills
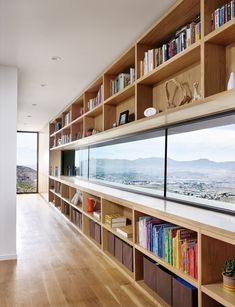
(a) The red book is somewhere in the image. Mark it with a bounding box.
[187,241,195,278]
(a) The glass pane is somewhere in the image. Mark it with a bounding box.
[89,131,165,196]
[167,114,235,210]
[17,132,38,193]
[75,148,89,179]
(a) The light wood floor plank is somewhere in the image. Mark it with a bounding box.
[0,194,156,307]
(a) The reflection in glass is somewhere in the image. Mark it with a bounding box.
[167,115,235,207]
[75,148,88,179]
[89,132,165,196]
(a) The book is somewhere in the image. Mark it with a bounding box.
[106,221,127,228]
[93,210,101,220]
[116,225,133,238]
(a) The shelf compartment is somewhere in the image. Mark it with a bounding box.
[102,222,133,245]
[62,107,72,128]
[102,228,134,277]
[84,111,103,137]
[201,235,235,285]
[71,120,83,141]
[205,19,235,46]
[83,215,101,247]
[103,85,135,131]
[135,244,198,288]
[202,292,224,307]
[54,194,61,209]
[202,283,235,307]
[137,42,200,86]
[104,45,135,100]
[83,192,101,222]
[84,76,103,113]
[136,59,201,120]
[61,199,70,219]
[71,95,84,121]
[69,187,83,211]
[70,207,82,230]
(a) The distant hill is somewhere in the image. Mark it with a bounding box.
[89,157,235,180]
[17,165,37,193]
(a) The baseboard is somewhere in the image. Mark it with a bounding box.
[0,254,17,261]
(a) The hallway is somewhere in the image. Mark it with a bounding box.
[0,194,156,307]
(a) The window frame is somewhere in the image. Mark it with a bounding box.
[74,110,235,216]
[17,131,39,194]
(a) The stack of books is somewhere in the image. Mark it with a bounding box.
[105,214,127,228]
[211,1,235,31]
[116,225,133,238]
[64,111,71,126]
[87,84,103,111]
[141,16,201,76]
[137,216,198,279]
[55,181,62,194]
[110,67,135,96]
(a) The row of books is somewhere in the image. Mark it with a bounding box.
[141,16,201,76]
[211,1,235,31]
[87,85,103,111]
[58,133,71,145]
[62,202,70,216]
[71,191,82,206]
[104,214,127,228]
[71,209,82,229]
[64,111,71,126]
[110,68,135,96]
[138,216,198,279]
[49,166,59,177]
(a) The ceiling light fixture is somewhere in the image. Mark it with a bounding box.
[27,115,32,118]
[51,56,62,61]
[40,84,47,87]
[32,103,37,106]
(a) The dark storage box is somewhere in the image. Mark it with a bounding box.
[122,242,133,272]
[108,231,115,256]
[172,277,198,307]
[143,256,157,292]
[94,223,101,244]
[89,219,95,239]
[156,265,173,305]
[114,237,123,263]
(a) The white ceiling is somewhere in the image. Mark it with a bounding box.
[0,0,174,131]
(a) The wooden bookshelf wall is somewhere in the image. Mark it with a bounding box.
[48,176,235,307]
[48,0,235,306]
[49,0,235,152]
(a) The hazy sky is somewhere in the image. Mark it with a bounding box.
[90,124,235,162]
[17,132,37,169]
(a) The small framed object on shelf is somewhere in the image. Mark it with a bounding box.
[119,110,129,125]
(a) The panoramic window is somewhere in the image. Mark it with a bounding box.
[17,132,38,193]
[167,114,235,209]
[89,131,165,196]
[75,148,89,179]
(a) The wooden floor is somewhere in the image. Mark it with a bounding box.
[0,194,156,307]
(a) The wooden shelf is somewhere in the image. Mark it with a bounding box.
[83,211,101,224]
[137,41,201,85]
[202,283,235,307]
[135,281,171,307]
[104,82,135,106]
[102,223,133,246]
[103,250,134,278]
[205,19,235,46]
[135,244,198,288]
[85,103,103,117]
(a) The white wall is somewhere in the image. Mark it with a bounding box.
[0,66,17,260]
[38,124,49,196]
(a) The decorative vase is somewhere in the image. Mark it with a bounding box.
[227,72,235,90]
[223,274,235,292]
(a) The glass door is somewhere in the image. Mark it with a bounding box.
[17,132,38,193]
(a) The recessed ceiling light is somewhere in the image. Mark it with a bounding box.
[51,56,61,61]
[24,123,28,125]
[27,115,32,118]
[40,84,47,87]
[32,103,37,106]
